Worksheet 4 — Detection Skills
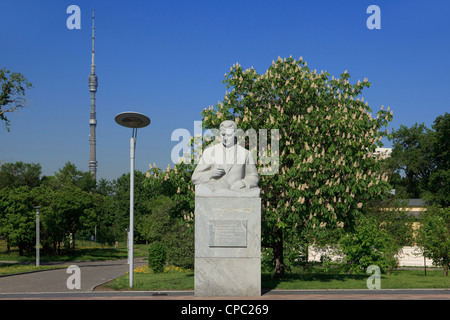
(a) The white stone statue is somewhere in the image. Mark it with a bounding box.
[192,120,259,196]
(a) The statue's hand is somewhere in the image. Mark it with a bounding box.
[230,180,246,190]
[210,166,226,179]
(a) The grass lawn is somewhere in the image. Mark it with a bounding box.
[0,263,67,276]
[262,268,449,290]
[0,240,150,263]
[101,265,194,291]
[99,265,449,291]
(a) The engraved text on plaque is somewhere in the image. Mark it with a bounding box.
[209,220,247,247]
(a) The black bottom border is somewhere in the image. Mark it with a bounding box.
[1,299,446,319]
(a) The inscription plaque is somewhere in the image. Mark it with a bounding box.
[209,220,247,247]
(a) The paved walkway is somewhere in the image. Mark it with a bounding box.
[0,258,146,293]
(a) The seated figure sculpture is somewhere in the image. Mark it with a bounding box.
[192,120,259,195]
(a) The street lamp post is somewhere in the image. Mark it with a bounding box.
[115,111,151,288]
[34,206,41,266]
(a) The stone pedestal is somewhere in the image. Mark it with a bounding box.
[194,187,261,297]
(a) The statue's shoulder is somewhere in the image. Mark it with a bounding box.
[200,142,221,158]
[236,144,249,153]
[203,142,221,152]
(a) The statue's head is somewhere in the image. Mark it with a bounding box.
[219,120,237,148]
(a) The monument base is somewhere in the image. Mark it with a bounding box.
[194,194,261,297]
[195,258,260,297]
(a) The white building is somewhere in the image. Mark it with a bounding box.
[373,147,392,159]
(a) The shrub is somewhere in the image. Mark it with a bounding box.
[339,216,398,274]
[148,241,166,273]
[417,206,450,276]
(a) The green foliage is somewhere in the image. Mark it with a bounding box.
[90,192,118,246]
[199,56,393,275]
[36,184,94,254]
[144,162,196,221]
[339,215,398,274]
[114,170,154,239]
[387,113,450,207]
[417,206,450,276]
[52,162,96,192]
[387,123,435,198]
[425,169,450,208]
[0,162,102,256]
[432,113,450,170]
[148,241,166,273]
[0,68,33,131]
[365,197,415,247]
[138,195,174,243]
[427,113,450,207]
[138,194,194,269]
[0,186,35,255]
[143,163,196,268]
[0,160,194,264]
[0,161,42,190]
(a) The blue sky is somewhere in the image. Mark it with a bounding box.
[1,0,449,181]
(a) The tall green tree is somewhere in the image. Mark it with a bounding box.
[31,163,97,254]
[53,162,96,192]
[85,178,118,245]
[0,186,36,255]
[31,185,64,255]
[47,185,94,253]
[199,56,393,276]
[427,113,450,207]
[387,113,449,206]
[0,161,41,190]
[114,170,154,241]
[0,68,32,131]
[387,123,435,198]
[417,206,450,276]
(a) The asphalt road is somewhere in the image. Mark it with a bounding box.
[0,258,146,294]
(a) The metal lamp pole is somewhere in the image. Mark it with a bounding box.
[115,112,150,288]
[34,206,41,266]
[129,131,136,287]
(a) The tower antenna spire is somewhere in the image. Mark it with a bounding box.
[91,9,95,74]
[89,8,98,180]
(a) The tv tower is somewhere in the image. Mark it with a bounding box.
[88,9,98,180]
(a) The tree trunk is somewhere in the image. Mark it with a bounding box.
[6,235,10,254]
[303,243,309,272]
[72,232,76,253]
[273,229,285,278]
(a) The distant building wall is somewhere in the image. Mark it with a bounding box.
[308,245,434,267]
[373,147,392,159]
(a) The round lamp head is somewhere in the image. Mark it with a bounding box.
[115,112,151,129]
